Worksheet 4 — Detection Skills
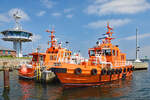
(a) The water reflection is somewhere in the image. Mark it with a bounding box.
[1,70,150,100]
[18,79,63,100]
[18,80,34,100]
[2,88,10,100]
[58,76,133,100]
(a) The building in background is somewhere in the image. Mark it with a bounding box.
[0,46,16,57]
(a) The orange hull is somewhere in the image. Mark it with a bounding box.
[54,67,133,87]
[18,68,35,79]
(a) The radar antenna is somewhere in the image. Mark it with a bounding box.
[13,11,22,30]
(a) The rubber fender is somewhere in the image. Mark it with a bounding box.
[123,68,126,72]
[119,68,122,73]
[131,66,134,71]
[74,68,82,75]
[91,69,97,75]
[101,69,106,75]
[107,70,112,75]
[111,69,115,74]
[115,69,119,74]
[127,68,130,72]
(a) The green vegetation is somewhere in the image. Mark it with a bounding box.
[0,55,13,58]
[16,57,32,59]
[0,56,32,59]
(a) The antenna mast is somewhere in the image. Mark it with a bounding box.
[13,11,22,30]
[46,26,57,47]
[135,28,141,62]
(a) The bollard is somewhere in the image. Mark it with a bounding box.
[3,62,10,89]
[3,68,10,89]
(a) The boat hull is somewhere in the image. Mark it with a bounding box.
[18,75,36,80]
[54,68,133,87]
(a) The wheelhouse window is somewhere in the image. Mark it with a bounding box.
[89,50,95,56]
[116,50,118,56]
[112,50,115,56]
[121,55,124,60]
[103,49,111,56]
[33,56,38,61]
[50,55,57,60]
[40,56,44,61]
[50,55,53,60]
[96,50,102,55]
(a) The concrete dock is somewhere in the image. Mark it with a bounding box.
[0,58,31,71]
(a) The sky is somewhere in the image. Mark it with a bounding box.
[0,0,150,59]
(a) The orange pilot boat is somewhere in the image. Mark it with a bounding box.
[51,24,134,87]
[18,27,72,79]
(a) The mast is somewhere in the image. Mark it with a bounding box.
[105,23,114,43]
[135,28,141,62]
[13,11,22,30]
[46,27,57,47]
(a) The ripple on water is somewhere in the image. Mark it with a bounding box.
[0,67,150,100]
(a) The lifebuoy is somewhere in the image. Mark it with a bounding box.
[119,68,122,73]
[74,68,82,75]
[91,69,97,75]
[123,68,126,72]
[107,70,111,75]
[101,69,106,75]
[111,69,115,74]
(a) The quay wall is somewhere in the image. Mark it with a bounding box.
[0,58,31,70]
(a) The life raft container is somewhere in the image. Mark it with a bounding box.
[74,68,82,75]
[91,69,97,75]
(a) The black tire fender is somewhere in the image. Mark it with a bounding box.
[111,69,115,74]
[74,68,82,75]
[119,68,122,73]
[107,70,112,75]
[123,68,126,72]
[91,69,97,75]
[115,69,119,74]
[101,69,106,75]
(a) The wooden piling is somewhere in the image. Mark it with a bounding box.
[3,62,10,89]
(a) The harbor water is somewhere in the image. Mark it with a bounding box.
[0,63,150,100]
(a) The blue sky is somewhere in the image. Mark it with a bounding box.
[0,0,150,59]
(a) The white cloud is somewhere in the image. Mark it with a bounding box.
[37,11,46,16]
[9,8,30,21]
[66,14,73,18]
[124,33,150,40]
[86,0,150,15]
[94,0,109,4]
[40,0,55,9]
[64,8,73,13]
[0,8,29,24]
[52,12,61,17]
[86,18,131,29]
[32,34,41,42]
